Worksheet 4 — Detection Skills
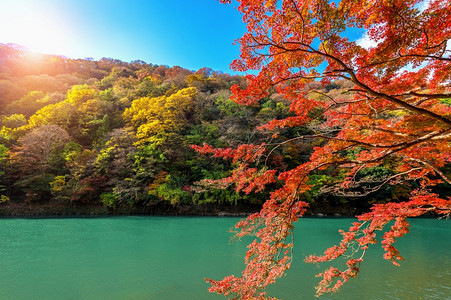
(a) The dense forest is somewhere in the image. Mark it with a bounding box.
[0,43,447,214]
[0,43,282,212]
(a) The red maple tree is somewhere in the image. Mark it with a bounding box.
[194,0,451,298]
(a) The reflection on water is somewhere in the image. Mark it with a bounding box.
[0,217,449,299]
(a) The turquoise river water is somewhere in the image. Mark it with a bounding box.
[0,217,449,299]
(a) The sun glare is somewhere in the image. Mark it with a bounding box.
[0,1,76,57]
[10,18,67,54]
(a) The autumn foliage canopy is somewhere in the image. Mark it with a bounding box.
[194,0,451,298]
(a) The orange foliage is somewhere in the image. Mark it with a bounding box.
[197,0,451,298]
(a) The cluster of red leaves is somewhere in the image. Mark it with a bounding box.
[206,197,309,299]
[191,143,266,163]
[306,192,450,295]
[191,143,278,194]
[197,0,451,299]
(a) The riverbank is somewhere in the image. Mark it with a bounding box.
[0,202,257,217]
[0,200,370,217]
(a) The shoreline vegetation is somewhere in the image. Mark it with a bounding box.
[0,201,367,217]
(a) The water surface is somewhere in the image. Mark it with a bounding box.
[0,217,449,299]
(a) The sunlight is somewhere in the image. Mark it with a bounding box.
[8,18,67,54]
[0,2,74,56]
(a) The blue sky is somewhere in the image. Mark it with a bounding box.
[0,0,245,73]
[0,0,379,74]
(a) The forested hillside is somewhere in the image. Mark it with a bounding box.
[0,43,445,214]
[0,43,281,211]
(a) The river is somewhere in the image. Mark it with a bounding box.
[0,217,449,299]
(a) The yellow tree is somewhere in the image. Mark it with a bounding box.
[123,87,197,144]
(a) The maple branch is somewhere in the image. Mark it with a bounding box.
[285,131,447,175]
[306,90,338,103]
[322,129,447,150]
[342,129,451,165]
[264,128,449,170]
[398,53,451,62]
[365,126,415,138]
[391,6,423,34]
[264,133,336,166]
[425,39,448,51]
[322,167,423,197]
[406,157,451,185]
[357,51,451,72]
[306,46,451,127]
[394,91,451,99]
[328,129,446,149]
[268,39,451,126]
[288,0,307,44]
[348,88,451,101]
[353,79,450,126]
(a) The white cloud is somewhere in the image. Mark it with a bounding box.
[355,32,379,49]
[417,0,432,13]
